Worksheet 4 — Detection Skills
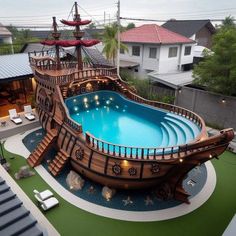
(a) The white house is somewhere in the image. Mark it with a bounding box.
[0,23,13,44]
[120,24,195,76]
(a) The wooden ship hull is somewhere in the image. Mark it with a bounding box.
[26,2,234,203]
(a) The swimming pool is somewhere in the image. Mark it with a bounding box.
[65,91,200,148]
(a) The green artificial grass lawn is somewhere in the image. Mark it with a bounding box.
[2,146,236,236]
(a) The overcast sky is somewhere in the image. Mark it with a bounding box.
[0,0,235,27]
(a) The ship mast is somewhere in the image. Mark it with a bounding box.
[41,2,99,70]
[73,2,84,70]
[52,17,61,70]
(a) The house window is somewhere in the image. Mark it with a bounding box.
[168,47,178,58]
[149,48,157,58]
[184,46,191,56]
[120,48,125,54]
[132,46,140,56]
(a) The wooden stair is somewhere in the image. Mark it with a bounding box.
[114,80,128,93]
[48,149,70,176]
[27,129,58,167]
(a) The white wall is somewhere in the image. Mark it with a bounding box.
[158,45,180,74]
[120,42,194,76]
[142,44,160,71]
[120,43,144,64]
[0,36,13,44]
[181,44,195,65]
[154,43,195,74]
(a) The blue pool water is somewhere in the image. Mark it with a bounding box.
[65,91,201,148]
[22,129,208,211]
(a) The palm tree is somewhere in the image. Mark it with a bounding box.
[102,23,128,66]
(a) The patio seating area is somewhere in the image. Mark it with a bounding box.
[0,110,39,139]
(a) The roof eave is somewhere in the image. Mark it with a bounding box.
[121,40,195,45]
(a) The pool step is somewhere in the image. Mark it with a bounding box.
[166,116,195,143]
[48,149,70,176]
[160,122,177,147]
[27,129,58,167]
[164,118,187,144]
[160,125,169,147]
[167,113,200,138]
[165,120,186,145]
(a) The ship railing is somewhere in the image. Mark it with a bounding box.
[85,132,204,160]
[85,127,232,161]
[28,51,92,70]
[34,66,117,85]
[55,86,83,133]
[64,117,83,133]
[124,90,206,142]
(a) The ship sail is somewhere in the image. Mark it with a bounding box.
[41,39,100,47]
[60,19,91,26]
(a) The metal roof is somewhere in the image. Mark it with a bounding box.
[21,43,53,53]
[0,176,44,235]
[162,20,216,38]
[148,71,194,89]
[119,60,139,68]
[0,53,32,81]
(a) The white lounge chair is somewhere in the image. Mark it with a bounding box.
[33,189,53,201]
[24,105,35,121]
[8,109,22,125]
[39,197,59,211]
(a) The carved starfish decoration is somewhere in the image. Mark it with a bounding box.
[122,196,133,206]
[144,195,154,206]
[30,139,35,143]
[35,132,42,136]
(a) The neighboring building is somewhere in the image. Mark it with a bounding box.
[0,53,34,116]
[162,20,216,49]
[0,23,13,54]
[0,23,12,44]
[120,24,195,76]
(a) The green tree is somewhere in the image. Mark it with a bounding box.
[193,20,236,96]
[222,16,235,29]
[126,22,135,30]
[102,23,128,65]
[6,27,39,53]
[87,22,96,29]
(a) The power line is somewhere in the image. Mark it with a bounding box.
[120,17,236,22]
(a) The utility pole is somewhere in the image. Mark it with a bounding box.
[104,11,106,26]
[117,0,120,75]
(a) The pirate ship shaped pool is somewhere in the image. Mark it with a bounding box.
[27,2,234,203]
